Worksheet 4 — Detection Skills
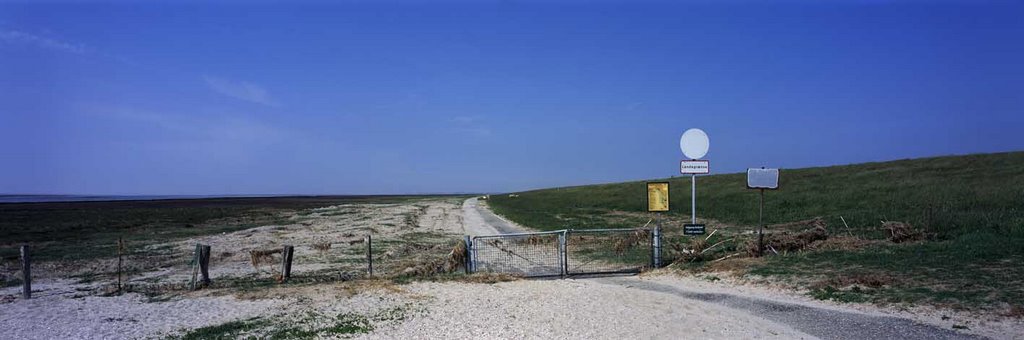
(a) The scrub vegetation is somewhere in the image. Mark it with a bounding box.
[0,195,442,262]
[488,151,1024,312]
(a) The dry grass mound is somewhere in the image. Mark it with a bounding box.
[746,226,829,256]
[394,240,468,277]
[612,229,652,255]
[770,217,828,231]
[805,236,876,251]
[884,221,924,243]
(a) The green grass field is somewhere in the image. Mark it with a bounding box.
[488,152,1024,312]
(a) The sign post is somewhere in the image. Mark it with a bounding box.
[680,129,710,233]
[646,182,669,268]
[747,167,780,256]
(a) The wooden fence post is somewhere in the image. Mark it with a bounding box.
[280,245,294,281]
[117,238,124,294]
[365,235,373,278]
[190,244,200,290]
[21,245,31,299]
[200,245,211,286]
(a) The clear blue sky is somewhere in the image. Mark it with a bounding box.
[1,1,1022,195]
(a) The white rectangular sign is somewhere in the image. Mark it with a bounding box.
[680,160,710,174]
[747,168,780,189]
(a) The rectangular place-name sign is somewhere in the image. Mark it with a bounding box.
[681,160,710,174]
[747,168,780,190]
[683,223,706,235]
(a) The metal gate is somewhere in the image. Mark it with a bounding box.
[470,231,564,277]
[565,228,653,275]
[469,228,659,277]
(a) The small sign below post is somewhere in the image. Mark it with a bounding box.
[683,224,706,236]
[647,182,670,212]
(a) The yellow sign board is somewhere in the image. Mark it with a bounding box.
[647,182,669,212]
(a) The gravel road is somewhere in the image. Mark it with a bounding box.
[468,198,993,340]
[594,277,985,340]
[461,197,529,235]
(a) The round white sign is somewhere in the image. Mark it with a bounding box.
[680,128,709,159]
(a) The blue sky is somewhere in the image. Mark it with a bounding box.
[1,1,1022,195]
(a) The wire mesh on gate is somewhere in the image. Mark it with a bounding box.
[472,232,563,277]
[566,228,652,275]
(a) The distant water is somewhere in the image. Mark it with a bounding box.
[0,194,284,203]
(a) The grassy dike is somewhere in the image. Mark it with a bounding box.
[488,152,1024,312]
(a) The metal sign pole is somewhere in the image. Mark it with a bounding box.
[691,174,697,225]
[758,188,765,256]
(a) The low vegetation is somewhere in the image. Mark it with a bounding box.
[489,152,1024,313]
[170,308,390,340]
[0,195,445,262]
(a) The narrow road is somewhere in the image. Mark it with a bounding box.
[464,197,986,340]
[593,277,983,340]
[461,197,528,235]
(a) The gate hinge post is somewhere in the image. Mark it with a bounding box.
[559,230,568,278]
[653,225,662,268]
[464,235,473,274]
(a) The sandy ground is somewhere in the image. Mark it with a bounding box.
[1,197,1021,339]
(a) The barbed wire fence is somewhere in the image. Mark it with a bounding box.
[0,233,470,301]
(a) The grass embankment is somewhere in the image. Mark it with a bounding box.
[488,152,1024,312]
[0,195,442,262]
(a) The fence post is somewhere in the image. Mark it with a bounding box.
[559,230,568,277]
[117,238,124,294]
[463,236,473,274]
[20,245,31,299]
[200,245,211,286]
[470,236,478,273]
[280,245,294,281]
[365,235,373,278]
[190,244,201,290]
[652,226,662,268]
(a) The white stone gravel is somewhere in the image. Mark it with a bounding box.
[359,279,813,340]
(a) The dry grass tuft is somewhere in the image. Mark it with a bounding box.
[682,237,709,262]
[312,242,332,253]
[390,240,470,278]
[249,249,281,269]
[884,221,924,243]
[806,236,876,251]
[612,229,652,255]
[770,217,828,231]
[746,226,829,256]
